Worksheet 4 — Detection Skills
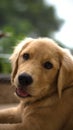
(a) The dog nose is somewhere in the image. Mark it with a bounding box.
[18,73,33,86]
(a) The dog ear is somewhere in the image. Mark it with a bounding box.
[9,50,19,84]
[9,38,33,84]
[58,49,73,98]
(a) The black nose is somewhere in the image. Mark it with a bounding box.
[18,73,33,86]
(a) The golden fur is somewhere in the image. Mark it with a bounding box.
[0,37,73,130]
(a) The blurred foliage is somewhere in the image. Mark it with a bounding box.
[0,58,11,73]
[0,0,64,73]
[0,0,63,36]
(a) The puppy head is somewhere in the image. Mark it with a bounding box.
[10,38,73,103]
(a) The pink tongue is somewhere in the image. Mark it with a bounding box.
[16,88,29,97]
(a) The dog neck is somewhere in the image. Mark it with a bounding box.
[21,90,59,109]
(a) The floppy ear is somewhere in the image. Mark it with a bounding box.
[58,49,73,98]
[9,50,19,84]
[9,38,33,84]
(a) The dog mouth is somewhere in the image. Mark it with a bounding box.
[16,87,31,98]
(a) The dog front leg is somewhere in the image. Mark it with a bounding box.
[0,123,24,130]
[0,105,21,123]
[0,122,40,130]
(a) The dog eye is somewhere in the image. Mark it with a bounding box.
[43,61,53,69]
[23,53,29,60]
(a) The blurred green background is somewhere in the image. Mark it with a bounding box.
[0,0,72,74]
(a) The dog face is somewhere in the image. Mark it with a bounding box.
[10,38,73,103]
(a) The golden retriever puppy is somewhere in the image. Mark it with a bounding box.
[0,37,73,130]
